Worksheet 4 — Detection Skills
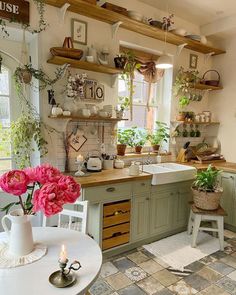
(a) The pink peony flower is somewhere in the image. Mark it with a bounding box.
[30,164,62,185]
[33,182,65,217]
[58,175,81,203]
[0,170,29,196]
[24,167,37,183]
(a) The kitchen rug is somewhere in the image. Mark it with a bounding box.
[143,231,227,271]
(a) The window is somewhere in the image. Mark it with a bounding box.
[118,70,162,131]
[0,66,12,172]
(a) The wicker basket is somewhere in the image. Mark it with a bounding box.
[192,187,223,210]
[200,70,220,87]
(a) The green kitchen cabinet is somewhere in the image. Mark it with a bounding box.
[150,190,173,235]
[132,194,150,242]
[220,172,236,226]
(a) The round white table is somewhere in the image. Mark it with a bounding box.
[0,227,102,295]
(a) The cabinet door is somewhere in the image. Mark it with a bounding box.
[220,172,235,225]
[173,189,190,229]
[150,191,172,235]
[132,194,150,241]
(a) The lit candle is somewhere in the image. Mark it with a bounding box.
[77,154,84,162]
[59,244,68,263]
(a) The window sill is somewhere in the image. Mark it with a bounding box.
[117,152,171,159]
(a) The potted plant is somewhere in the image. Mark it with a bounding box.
[148,121,169,152]
[133,128,147,154]
[114,54,127,69]
[117,128,133,156]
[192,165,223,210]
[116,96,130,119]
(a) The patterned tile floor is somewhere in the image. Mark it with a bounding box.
[89,230,236,295]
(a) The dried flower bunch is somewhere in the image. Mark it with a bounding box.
[66,73,87,98]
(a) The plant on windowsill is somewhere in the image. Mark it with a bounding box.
[148,121,170,152]
[133,127,148,154]
[116,96,130,119]
[117,128,137,156]
[192,165,223,210]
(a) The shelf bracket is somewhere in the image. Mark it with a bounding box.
[111,21,123,39]
[204,52,215,63]
[59,3,70,23]
[175,43,188,57]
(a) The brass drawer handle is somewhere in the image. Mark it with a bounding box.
[106,187,116,192]
[114,210,125,216]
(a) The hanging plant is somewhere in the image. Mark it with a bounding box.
[121,51,141,121]
[0,0,48,38]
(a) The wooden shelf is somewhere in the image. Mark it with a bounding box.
[48,115,128,122]
[171,121,220,125]
[193,84,223,91]
[45,0,226,56]
[47,56,122,75]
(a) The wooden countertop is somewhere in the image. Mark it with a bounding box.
[71,162,236,188]
[73,168,152,188]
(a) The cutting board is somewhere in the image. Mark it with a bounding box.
[193,159,226,164]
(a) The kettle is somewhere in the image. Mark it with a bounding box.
[85,151,102,172]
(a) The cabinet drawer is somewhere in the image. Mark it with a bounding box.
[102,233,130,250]
[103,222,130,240]
[104,200,131,217]
[103,212,130,228]
[84,183,132,202]
[133,180,151,194]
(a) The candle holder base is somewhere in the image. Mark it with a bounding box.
[49,270,76,288]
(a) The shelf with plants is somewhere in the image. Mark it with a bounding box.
[45,0,226,55]
[48,115,128,122]
[171,121,220,126]
[47,56,122,75]
[192,84,223,91]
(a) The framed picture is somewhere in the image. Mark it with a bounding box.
[189,54,198,69]
[72,19,87,45]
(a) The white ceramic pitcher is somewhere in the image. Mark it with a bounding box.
[1,209,34,257]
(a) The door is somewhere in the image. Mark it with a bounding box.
[132,194,150,241]
[150,191,172,235]
[220,172,235,225]
[173,186,191,229]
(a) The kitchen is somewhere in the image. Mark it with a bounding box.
[0,1,236,294]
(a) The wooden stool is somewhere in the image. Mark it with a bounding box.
[187,203,227,251]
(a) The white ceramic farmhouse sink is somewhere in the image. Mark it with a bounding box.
[142,163,197,185]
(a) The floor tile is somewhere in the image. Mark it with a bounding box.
[112,257,136,273]
[137,276,164,294]
[224,230,236,239]
[139,247,156,259]
[211,251,228,260]
[105,272,132,290]
[152,269,179,287]
[209,261,235,275]
[197,266,223,282]
[89,279,114,295]
[227,270,236,281]
[198,284,230,295]
[185,261,205,272]
[153,257,169,268]
[200,255,217,265]
[221,255,236,268]
[139,259,164,274]
[184,273,211,291]
[118,284,146,295]
[216,277,236,294]
[168,280,198,294]
[154,288,174,295]
[127,251,150,265]
[224,245,235,255]
[111,293,119,295]
[124,266,148,282]
[100,262,119,278]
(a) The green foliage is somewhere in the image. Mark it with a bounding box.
[148,121,170,146]
[118,96,130,111]
[179,96,190,108]
[117,128,135,146]
[7,113,48,169]
[133,127,147,147]
[193,165,222,192]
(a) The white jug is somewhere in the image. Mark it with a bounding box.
[1,209,34,257]
[129,161,141,176]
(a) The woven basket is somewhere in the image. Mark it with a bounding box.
[191,187,222,210]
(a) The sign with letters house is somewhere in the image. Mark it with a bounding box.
[0,0,30,24]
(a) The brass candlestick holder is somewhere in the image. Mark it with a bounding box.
[49,259,81,288]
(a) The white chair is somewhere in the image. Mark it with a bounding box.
[43,200,88,234]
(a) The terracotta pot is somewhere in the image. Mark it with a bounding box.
[192,187,223,210]
[117,144,127,156]
[176,113,185,121]
[19,69,32,84]
[135,146,143,154]
[152,144,160,153]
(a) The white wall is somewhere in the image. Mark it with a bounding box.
[209,34,236,162]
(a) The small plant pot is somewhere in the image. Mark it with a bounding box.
[135,146,143,154]
[176,113,185,121]
[191,187,223,210]
[114,57,126,69]
[18,69,32,84]
[152,144,160,153]
[117,144,127,156]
